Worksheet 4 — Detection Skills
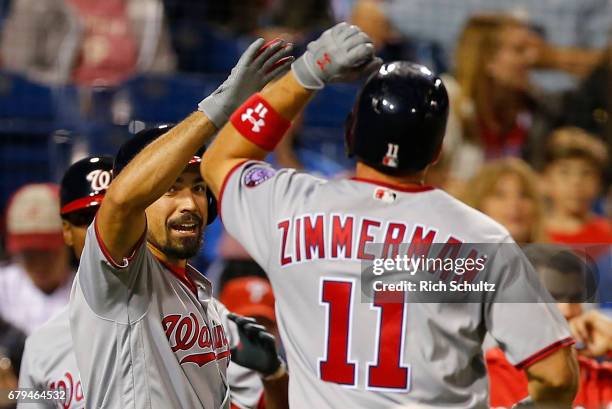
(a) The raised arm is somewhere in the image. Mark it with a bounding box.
[201,22,382,198]
[523,346,578,409]
[97,39,294,263]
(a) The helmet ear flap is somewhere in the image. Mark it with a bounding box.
[344,111,356,157]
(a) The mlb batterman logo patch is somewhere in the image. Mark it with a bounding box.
[373,187,397,203]
[243,166,276,188]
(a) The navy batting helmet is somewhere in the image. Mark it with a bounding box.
[345,61,449,174]
[60,156,113,219]
[113,125,217,225]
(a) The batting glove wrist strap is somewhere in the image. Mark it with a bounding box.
[198,95,226,129]
[229,93,291,151]
[291,53,326,90]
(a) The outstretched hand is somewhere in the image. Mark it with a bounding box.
[292,22,382,89]
[570,310,612,357]
[199,38,295,128]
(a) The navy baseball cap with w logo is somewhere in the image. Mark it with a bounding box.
[60,156,114,216]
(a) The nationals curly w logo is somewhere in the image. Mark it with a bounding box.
[162,313,230,367]
[86,169,111,192]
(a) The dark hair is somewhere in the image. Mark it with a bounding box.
[545,127,608,170]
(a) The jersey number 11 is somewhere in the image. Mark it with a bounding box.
[318,279,410,391]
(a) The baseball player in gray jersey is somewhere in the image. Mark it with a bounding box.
[18,156,114,409]
[196,23,578,409]
[19,157,279,409]
[68,40,293,409]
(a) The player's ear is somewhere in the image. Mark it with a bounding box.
[62,220,74,247]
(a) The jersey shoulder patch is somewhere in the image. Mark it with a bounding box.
[243,165,276,188]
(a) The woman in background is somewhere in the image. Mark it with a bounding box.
[462,157,545,244]
[446,15,560,184]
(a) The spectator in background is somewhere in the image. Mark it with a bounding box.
[569,309,612,359]
[543,127,612,245]
[445,15,561,184]
[1,0,175,86]
[462,158,544,244]
[220,276,279,343]
[351,0,608,88]
[0,184,72,334]
[201,0,268,35]
[0,318,25,409]
[487,244,612,409]
[562,44,611,146]
[257,0,334,44]
[190,0,333,40]
[0,318,24,374]
[218,275,285,409]
[560,43,612,184]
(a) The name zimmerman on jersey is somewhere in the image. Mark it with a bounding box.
[278,214,486,280]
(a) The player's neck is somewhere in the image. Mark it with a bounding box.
[147,242,187,269]
[355,162,427,188]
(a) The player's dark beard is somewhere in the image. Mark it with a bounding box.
[153,213,204,260]
[162,234,203,260]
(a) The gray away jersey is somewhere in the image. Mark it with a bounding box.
[70,221,232,409]
[18,307,84,409]
[220,161,573,409]
[21,306,264,409]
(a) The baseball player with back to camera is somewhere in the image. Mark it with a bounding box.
[19,156,284,409]
[68,39,294,409]
[196,22,579,408]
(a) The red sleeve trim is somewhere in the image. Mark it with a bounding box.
[94,217,146,269]
[218,159,249,222]
[514,337,575,370]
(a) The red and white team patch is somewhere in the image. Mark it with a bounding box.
[243,166,276,188]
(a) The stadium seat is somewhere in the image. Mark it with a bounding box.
[170,22,254,74]
[121,74,224,123]
[0,71,55,133]
[0,71,60,215]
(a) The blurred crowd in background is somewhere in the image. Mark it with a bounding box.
[0,0,610,407]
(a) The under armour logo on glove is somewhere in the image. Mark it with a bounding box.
[241,103,268,133]
[316,53,332,71]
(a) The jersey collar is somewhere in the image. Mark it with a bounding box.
[350,177,435,193]
[156,257,198,295]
